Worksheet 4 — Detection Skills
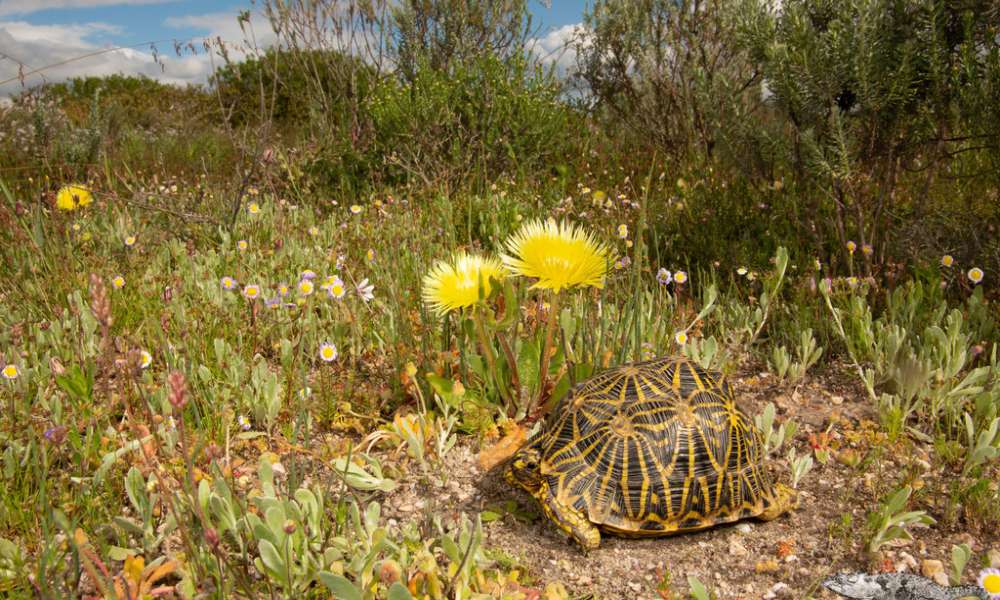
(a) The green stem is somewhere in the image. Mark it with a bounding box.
[472,309,511,410]
[535,291,562,416]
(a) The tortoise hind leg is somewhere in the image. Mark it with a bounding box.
[539,484,600,551]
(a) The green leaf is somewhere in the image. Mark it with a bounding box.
[112,517,145,537]
[107,546,135,561]
[257,539,286,583]
[480,510,502,523]
[441,534,460,563]
[124,467,148,515]
[318,572,362,600]
[688,575,711,600]
[388,582,415,600]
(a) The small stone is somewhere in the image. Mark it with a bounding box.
[921,559,947,586]
[578,575,592,585]
[736,523,753,534]
[397,503,414,513]
[896,551,917,572]
[729,538,749,557]
[756,560,780,574]
[763,582,789,599]
[628,581,642,593]
[830,395,844,405]
[989,548,1000,568]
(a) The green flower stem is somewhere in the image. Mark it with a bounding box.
[535,291,562,416]
[472,308,511,409]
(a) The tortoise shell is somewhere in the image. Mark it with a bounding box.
[504,356,794,548]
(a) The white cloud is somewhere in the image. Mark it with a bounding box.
[0,8,278,97]
[529,23,585,77]
[165,9,276,57]
[0,19,217,96]
[0,0,176,18]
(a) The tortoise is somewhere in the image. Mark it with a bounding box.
[503,356,797,550]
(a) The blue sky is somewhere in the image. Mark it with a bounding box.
[0,0,588,96]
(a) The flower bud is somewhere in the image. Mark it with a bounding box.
[167,370,188,411]
[204,528,220,550]
[378,559,402,584]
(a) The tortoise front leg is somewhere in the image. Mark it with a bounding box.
[539,484,600,551]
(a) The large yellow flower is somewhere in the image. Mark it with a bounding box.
[55,184,93,211]
[422,252,507,315]
[501,219,612,292]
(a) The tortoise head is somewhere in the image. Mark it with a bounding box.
[503,442,544,494]
[760,483,799,520]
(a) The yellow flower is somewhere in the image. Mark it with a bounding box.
[500,219,612,293]
[124,235,136,247]
[248,202,260,215]
[308,226,320,237]
[617,224,628,239]
[140,351,152,369]
[350,204,362,214]
[2,364,19,380]
[941,254,954,267]
[674,331,688,345]
[237,240,249,251]
[112,275,125,289]
[861,243,873,256]
[221,276,236,290]
[968,267,984,284]
[846,240,857,254]
[298,279,315,296]
[55,184,93,211]
[366,249,375,262]
[422,252,507,315]
[673,271,688,284]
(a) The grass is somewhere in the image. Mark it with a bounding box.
[0,167,998,599]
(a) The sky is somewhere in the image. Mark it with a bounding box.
[0,0,588,97]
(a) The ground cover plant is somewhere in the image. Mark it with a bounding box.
[1,0,999,598]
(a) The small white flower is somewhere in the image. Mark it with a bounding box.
[356,278,375,302]
[328,277,346,299]
[140,351,152,369]
[319,342,338,362]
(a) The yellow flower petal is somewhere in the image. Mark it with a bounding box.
[501,219,612,293]
[56,184,93,211]
[422,252,506,315]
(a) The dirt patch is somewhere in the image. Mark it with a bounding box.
[375,366,1000,599]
